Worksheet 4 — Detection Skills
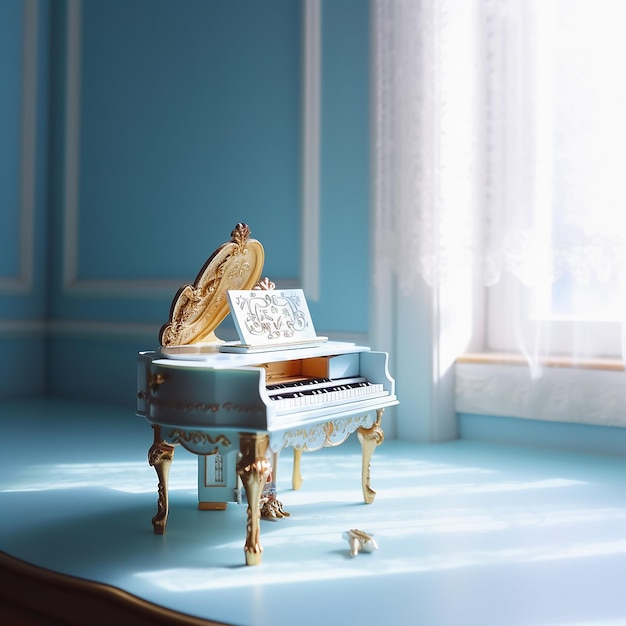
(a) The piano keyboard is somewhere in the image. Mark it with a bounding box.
[266,376,387,411]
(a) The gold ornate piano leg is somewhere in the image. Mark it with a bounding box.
[237,433,271,566]
[148,425,175,535]
[271,450,279,484]
[292,447,303,490]
[357,409,385,504]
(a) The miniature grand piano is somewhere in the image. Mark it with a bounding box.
[136,223,398,565]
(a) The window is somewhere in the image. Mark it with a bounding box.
[484,0,626,360]
[372,0,626,438]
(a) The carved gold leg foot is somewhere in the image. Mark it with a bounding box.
[292,447,303,490]
[357,409,385,504]
[237,433,271,565]
[148,426,175,535]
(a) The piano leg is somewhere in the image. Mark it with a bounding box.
[148,425,176,535]
[292,448,303,490]
[357,408,385,504]
[237,433,271,565]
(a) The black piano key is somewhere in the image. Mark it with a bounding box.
[268,380,375,401]
[266,377,331,391]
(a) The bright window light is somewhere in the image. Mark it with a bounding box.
[532,0,626,322]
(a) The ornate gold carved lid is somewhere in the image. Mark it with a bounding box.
[159,223,264,347]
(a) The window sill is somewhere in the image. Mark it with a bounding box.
[455,353,626,428]
[457,352,624,371]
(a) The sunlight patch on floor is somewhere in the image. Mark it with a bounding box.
[285,477,587,505]
[463,478,586,493]
[0,460,197,493]
[133,559,376,592]
[133,534,626,593]
[546,621,626,626]
[528,538,626,562]
[212,505,626,553]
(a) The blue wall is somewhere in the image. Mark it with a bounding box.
[312,0,370,332]
[74,0,302,287]
[1,0,372,406]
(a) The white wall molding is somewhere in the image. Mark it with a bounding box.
[0,0,38,294]
[1,317,360,344]
[0,318,158,339]
[0,319,46,336]
[61,0,82,294]
[300,0,321,300]
[47,319,160,339]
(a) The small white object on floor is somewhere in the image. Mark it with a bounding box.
[342,529,378,557]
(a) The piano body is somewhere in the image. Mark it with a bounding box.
[136,224,398,565]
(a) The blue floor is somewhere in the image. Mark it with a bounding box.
[1,398,626,626]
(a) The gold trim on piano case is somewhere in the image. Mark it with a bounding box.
[167,430,231,454]
[282,414,376,451]
[160,223,265,347]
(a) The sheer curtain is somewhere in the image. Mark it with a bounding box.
[373,0,481,293]
[373,0,626,375]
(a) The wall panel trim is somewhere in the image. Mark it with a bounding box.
[48,319,159,339]
[0,0,38,294]
[0,319,46,336]
[301,0,321,301]
[61,0,81,294]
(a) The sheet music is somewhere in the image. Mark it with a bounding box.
[224,289,326,352]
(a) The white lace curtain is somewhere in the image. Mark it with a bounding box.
[373,0,480,291]
[373,0,626,363]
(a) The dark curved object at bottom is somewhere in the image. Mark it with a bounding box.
[0,551,228,626]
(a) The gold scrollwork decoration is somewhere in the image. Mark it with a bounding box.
[282,415,374,452]
[149,373,167,392]
[167,429,231,455]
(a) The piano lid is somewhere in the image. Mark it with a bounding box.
[159,223,265,348]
